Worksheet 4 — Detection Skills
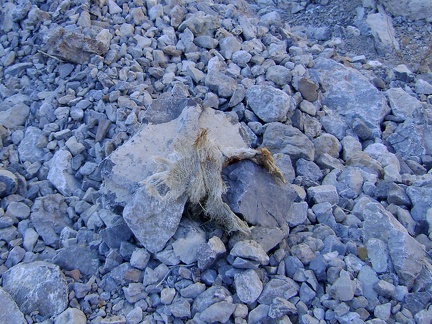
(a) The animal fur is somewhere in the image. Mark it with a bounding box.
[144,128,286,234]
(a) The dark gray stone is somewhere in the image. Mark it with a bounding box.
[143,95,200,124]
[296,158,323,184]
[2,261,68,317]
[258,276,299,305]
[223,160,297,228]
[52,244,100,276]
[246,85,295,123]
[192,286,233,315]
[0,102,30,129]
[0,287,26,323]
[0,170,18,197]
[262,122,315,161]
[31,194,72,247]
[198,301,236,323]
[268,297,296,319]
[100,217,133,249]
[406,186,432,221]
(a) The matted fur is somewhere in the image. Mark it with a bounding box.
[144,128,286,234]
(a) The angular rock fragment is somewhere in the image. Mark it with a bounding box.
[2,261,68,317]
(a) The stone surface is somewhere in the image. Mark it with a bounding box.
[0,287,26,323]
[2,261,68,317]
[310,57,390,137]
[246,85,295,123]
[48,149,81,196]
[363,202,426,286]
[262,122,315,161]
[230,240,270,265]
[30,194,72,247]
[223,160,297,228]
[234,269,263,304]
[54,308,87,324]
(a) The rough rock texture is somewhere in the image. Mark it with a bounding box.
[0,287,26,323]
[311,57,390,137]
[2,261,68,317]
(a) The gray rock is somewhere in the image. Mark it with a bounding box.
[205,71,238,97]
[198,301,236,323]
[17,126,46,163]
[246,86,295,123]
[335,167,364,199]
[219,36,242,59]
[0,103,30,129]
[386,87,422,120]
[234,269,263,304]
[310,57,390,137]
[123,186,186,254]
[415,79,432,95]
[43,26,111,64]
[31,194,72,247]
[101,100,248,211]
[331,270,356,301]
[178,12,219,36]
[48,150,81,196]
[232,50,252,67]
[223,160,297,227]
[180,283,206,298]
[0,170,18,197]
[357,265,379,308]
[0,287,26,323]
[268,297,296,319]
[287,201,308,227]
[2,261,68,317]
[230,240,269,265]
[54,308,87,324]
[290,243,316,265]
[192,286,233,315]
[169,298,191,318]
[366,238,389,273]
[258,276,299,305]
[143,95,199,124]
[406,186,432,221]
[387,118,432,160]
[299,282,316,305]
[266,65,291,86]
[296,158,323,184]
[378,0,432,20]
[307,185,339,205]
[313,133,341,158]
[320,111,349,140]
[172,223,206,264]
[196,236,226,270]
[52,244,100,276]
[262,122,315,161]
[374,303,391,321]
[366,12,400,54]
[374,280,396,298]
[130,249,150,270]
[100,218,133,249]
[248,304,270,324]
[363,202,426,287]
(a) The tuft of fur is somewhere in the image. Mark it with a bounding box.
[144,128,286,234]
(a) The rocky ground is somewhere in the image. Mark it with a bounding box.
[0,0,432,323]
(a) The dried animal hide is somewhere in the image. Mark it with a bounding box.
[144,128,286,234]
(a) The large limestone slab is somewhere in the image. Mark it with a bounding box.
[101,103,249,211]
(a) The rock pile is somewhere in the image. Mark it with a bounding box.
[0,0,431,323]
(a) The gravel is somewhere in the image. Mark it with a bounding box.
[0,0,431,323]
